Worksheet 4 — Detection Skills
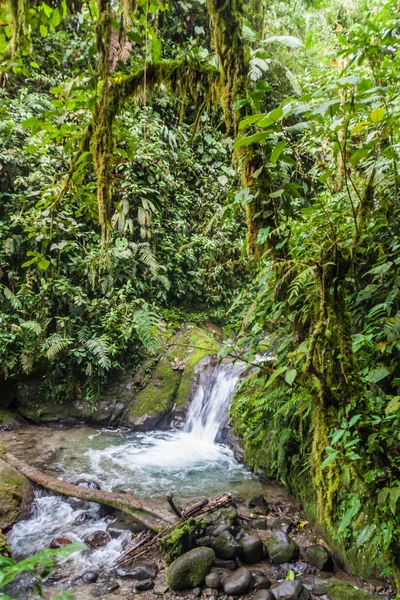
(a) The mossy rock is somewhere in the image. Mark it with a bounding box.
[122,324,219,429]
[0,531,11,557]
[0,408,25,430]
[166,546,215,590]
[314,578,382,600]
[0,458,34,530]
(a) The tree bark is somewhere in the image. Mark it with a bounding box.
[2,452,177,532]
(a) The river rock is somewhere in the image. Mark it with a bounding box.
[213,504,239,527]
[75,478,101,490]
[82,571,98,584]
[274,580,310,599]
[206,572,221,589]
[135,579,155,591]
[249,494,268,509]
[212,530,242,559]
[214,558,237,570]
[2,571,42,600]
[222,567,252,595]
[251,572,271,590]
[213,524,232,537]
[167,547,215,590]
[268,531,299,564]
[271,518,295,534]
[50,537,73,549]
[254,591,276,600]
[84,530,111,548]
[0,458,33,530]
[240,535,264,564]
[251,519,267,531]
[303,544,333,571]
[117,560,158,580]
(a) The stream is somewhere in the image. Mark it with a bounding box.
[6,360,262,574]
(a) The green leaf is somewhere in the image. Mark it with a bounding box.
[370,107,385,123]
[270,141,286,165]
[356,524,375,547]
[338,498,361,533]
[285,368,297,386]
[38,258,50,270]
[385,396,400,415]
[233,132,268,149]
[331,429,345,445]
[365,367,390,383]
[350,147,370,165]
[265,365,287,388]
[238,114,265,130]
[40,24,48,37]
[321,450,339,470]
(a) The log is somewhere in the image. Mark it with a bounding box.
[2,452,177,532]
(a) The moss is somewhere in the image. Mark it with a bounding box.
[159,517,202,563]
[0,459,33,530]
[0,531,11,557]
[315,578,382,600]
[166,546,215,590]
[129,357,181,418]
[0,409,18,427]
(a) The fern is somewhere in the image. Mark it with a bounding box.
[133,306,166,353]
[85,337,112,370]
[3,286,22,310]
[262,35,303,48]
[43,334,70,359]
[20,320,42,336]
[21,353,34,374]
[138,243,160,276]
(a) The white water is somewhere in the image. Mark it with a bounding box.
[9,359,260,576]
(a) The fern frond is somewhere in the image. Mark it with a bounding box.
[133,306,166,353]
[43,334,70,359]
[138,243,160,276]
[20,321,42,336]
[21,353,34,374]
[85,337,111,370]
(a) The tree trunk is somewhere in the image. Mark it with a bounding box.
[2,452,177,532]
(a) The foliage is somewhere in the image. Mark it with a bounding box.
[0,542,84,599]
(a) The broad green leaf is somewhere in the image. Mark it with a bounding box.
[365,368,390,383]
[270,141,286,165]
[233,132,268,149]
[40,24,48,37]
[385,396,400,415]
[370,107,385,123]
[356,524,375,547]
[331,429,345,445]
[321,450,339,470]
[338,498,361,533]
[238,114,265,130]
[285,368,297,386]
[350,147,370,165]
[265,365,287,388]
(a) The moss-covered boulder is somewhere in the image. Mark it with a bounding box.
[121,324,219,430]
[166,546,215,590]
[0,408,26,431]
[0,458,33,530]
[314,579,382,600]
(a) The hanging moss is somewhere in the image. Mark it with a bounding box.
[159,517,203,564]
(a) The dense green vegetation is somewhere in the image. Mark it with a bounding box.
[1,0,400,593]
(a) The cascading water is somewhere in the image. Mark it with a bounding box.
[184,360,247,442]
[8,359,261,576]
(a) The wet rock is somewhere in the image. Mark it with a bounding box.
[222,567,252,595]
[213,524,232,537]
[84,530,111,549]
[240,535,264,564]
[268,531,299,564]
[91,580,120,597]
[0,458,34,530]
[251,572,271,591]
[193,587,202,597]
[206,572,221,589]
[50,536,73,549]
[254,591,276,600]
[116,560,158,580]
[254,506,270,516]
[274,580,310,599]
[303,545,333,571]
[214,558,237,571]
[2,571,42,600]
[206,526,216,536]
[209,596,217,600]
[73,512,93,524]
[213,504,239,527]
[251,519,267,531]
[312,577,382,599]
[249,494,268,509]
[212,531,242,559]
[135,579,155,591]
[107,515,147,538]
[75,478,101,490]
[82,571,98,584]
[271,518,295,534]
[167,547,215,590]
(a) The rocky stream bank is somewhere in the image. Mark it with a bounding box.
[0,425,393,600]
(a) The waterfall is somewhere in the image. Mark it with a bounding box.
[184,360,246,443]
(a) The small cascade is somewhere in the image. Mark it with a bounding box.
[184,360,247,443]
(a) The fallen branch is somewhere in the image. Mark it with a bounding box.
[2,452,176,532]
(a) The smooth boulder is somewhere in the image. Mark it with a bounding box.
[167,547,215,590]
[303,544,333,571]
[274,580,310,600]
[222,567,252,595]
[84,530,111,549]
[240,535,264,564]
[0,458,33,530]
[254,592,276,600]
[251,571,271,590]
[212,530,242,559]
[268,531,299,564]
[116,560,158,580]
[205,572,221,589]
